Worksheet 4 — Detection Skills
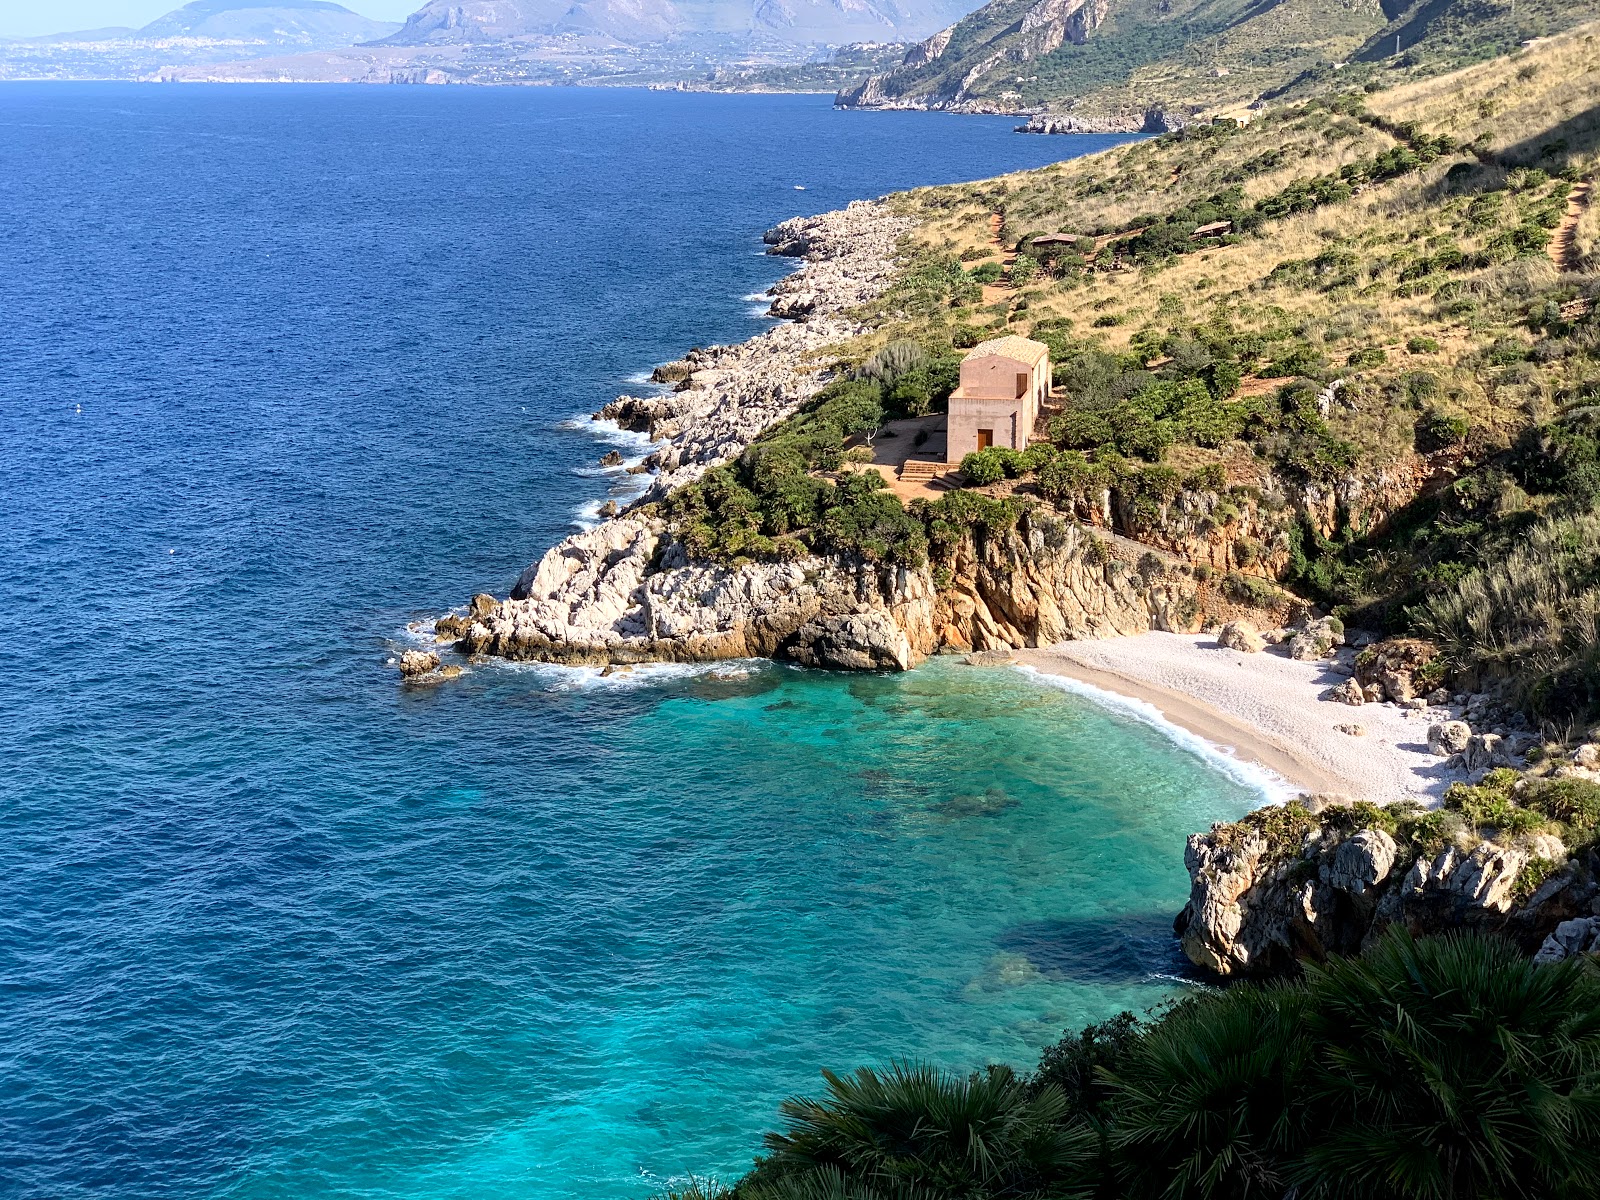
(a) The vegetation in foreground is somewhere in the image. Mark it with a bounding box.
[657,930,1600,1200]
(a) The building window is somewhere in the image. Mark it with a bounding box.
[1015,372,1028,397]
[977,428,993,450]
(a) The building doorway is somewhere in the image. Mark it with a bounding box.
[976,428,993,450]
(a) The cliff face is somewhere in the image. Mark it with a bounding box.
[451,508,1205,670]
[1177,804,1599,978]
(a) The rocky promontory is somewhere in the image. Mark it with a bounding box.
[449,508,1208,671]
[1177,749,1600,977]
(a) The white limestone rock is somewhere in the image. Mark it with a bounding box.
[1217,620,1265,653]
[1427,720,1472,757]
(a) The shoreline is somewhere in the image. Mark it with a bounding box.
[1014,634,1464,804]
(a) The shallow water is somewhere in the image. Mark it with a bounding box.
[0,84,1254,1199]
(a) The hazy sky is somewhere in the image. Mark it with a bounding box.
[0,0,419,38]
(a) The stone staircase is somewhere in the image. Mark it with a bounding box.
[898,459,961,488]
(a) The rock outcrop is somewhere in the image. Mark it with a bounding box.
[1016,108,1188,135]
[454,509,1207,671]
[1177,803,1597,978]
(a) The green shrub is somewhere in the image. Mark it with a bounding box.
[969,261,1004,284]
[1407,336,1441,354]
[1051,410,1116,451]
[722,930,1600,1200]
[1224,571,1282,608]
[1415,406,1470,452]
[1037,451,1105,505]
[959,448,1008,486]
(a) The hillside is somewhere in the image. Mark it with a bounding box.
[861,23,1600,708]
[837,0,1600,125]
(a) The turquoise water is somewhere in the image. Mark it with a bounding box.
[216,659,1256,1199]
[0,84,1254,1199]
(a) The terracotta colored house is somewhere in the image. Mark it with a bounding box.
[946,335,1051,462]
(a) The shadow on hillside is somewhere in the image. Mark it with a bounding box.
[1496,102,1600,170]
[994,911,1201,987]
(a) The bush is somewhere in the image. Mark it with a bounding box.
[712,929,1600,1200]
[1415,406,1470,452]
[1051,410,1116,451]
[1038,450,1109,506]
[1407,336,1441,354]
[1416,509,1600,717]
[959,448,1008,486]
[969,261,1004,284]
[1224,571,1282,607]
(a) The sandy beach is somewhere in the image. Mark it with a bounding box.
[1016,632,1465,804]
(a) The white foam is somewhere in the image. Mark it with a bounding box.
[585,416,656,455]
[1015,665,1294,803]
[741,291,772,302]
[499,657,774,692]
[571,499,604,530]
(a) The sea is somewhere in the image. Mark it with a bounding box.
[0,84,1262,1200]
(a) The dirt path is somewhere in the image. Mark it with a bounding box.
[981,211,1019,306]
[1549,179,1592,271]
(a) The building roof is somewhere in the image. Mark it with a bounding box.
[964,335,1049,366]
[1191,219,1233,237]
[1030,233,1079,245]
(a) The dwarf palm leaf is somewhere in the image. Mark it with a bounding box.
[1294,928,1600,1200]
[757,1061,1094,1199]
[1105,982,1309,1200]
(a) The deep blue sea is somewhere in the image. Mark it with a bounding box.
[0,85,1257,1200]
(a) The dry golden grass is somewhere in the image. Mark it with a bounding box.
[872,26,1600,474]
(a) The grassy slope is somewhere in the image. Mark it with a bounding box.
[867,26,1600,707]
[840,0,1600,120]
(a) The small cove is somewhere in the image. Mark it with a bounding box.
[0,84,1253,1199]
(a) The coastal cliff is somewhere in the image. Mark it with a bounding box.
[451,508,1205,670]
[1177,754,1600,977]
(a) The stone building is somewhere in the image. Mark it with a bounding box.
[946,335,1051,462]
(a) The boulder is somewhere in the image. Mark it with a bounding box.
[1217,620,1265,653]
[599,450,623,467]
[1427,720,1472,757]
[1461,732,1508,773]
[1574,743,1600,770]
[964,649,1017,666]
[1380,669,1414,702]
[1355,636,1440,704]
[1535,916,1600,964]
[1328,678,1365,706]
[1320,828,1398,904]
[399,650,441,678]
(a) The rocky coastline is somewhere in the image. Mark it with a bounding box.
[426,199,1224,673]
[1177,735,1600,978]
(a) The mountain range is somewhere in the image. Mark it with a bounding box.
[137,0,400,42]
